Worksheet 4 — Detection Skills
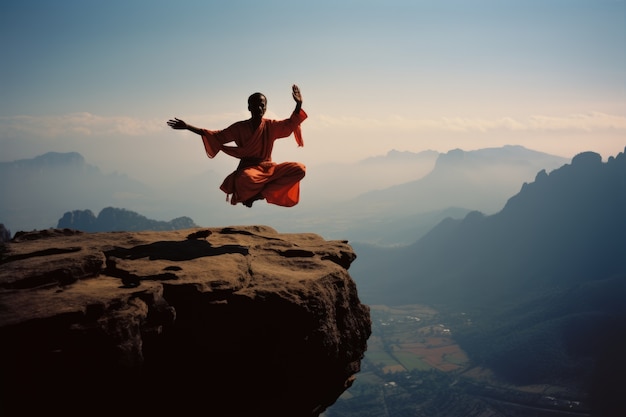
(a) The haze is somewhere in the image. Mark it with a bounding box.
[2,0,624,190]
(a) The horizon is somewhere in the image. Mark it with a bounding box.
[0,142,600,238]
[2,0,625,188]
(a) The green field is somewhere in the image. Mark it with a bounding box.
[393,351,431,371]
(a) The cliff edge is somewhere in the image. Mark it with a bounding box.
[0,226,371,417]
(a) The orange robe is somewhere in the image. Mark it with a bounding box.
[200,109,307,207]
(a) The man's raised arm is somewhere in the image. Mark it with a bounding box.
[292,84,303,113]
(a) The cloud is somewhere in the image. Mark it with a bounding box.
[526,112,626,131]
[0,111,262,142]
[313,112,626,133]
[0,112,164,139]
[2,111,625,143]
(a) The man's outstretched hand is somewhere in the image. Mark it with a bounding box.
[167,118,187,130]
[167,118,203,135]
[292,84,303,104]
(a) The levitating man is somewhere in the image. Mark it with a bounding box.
[167,84,307,207]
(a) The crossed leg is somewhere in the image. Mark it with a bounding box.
[239,162,306,207]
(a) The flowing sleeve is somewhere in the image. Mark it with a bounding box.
[293,109,307,147]
[200,129,221,158]
[200,123,244,159]
[293,124,304,147]
[269,109,307,147]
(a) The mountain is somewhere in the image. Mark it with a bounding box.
[0,146,570,246]
[352,149,626,305]
[57,207,197,232]
[300,145,568,244]
[0,152,157,232]
[302,149,440,202]
[350,148,626,404]
[351,145,569,217]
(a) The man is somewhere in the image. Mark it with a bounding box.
[167,85,307,208]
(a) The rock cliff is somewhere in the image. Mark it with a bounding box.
[0,226,371,417]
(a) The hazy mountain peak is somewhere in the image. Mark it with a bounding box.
[1,151,87,170]
[360,148,439,164]
[571,151,602,166]
[440,146,546,166]
[34,151,85,164]
[352,145,569,219]
[0,152,154,232]
[438,148,465,163]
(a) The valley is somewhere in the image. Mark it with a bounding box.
[325,304,591,417]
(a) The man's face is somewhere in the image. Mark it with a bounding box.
[249,94,267,118]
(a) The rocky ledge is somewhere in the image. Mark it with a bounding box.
[0,226,371,417]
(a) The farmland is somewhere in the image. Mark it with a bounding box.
[364,304,469,373]
[324,304,592,417]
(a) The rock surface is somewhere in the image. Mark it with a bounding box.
[0,226,371,417]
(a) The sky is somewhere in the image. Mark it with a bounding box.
[1,0,625,187]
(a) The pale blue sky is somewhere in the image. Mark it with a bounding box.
[1,0,624,185]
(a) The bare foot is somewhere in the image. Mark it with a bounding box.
[242,194,265,208]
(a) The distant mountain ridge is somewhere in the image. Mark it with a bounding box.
[5,151,87,169]
[0,152,157,232]
[352,145,569,216]
[352,148,626,305]
[308,145,569,244]
[57,207,197,232]
[1,146,570,245]
[305,149,440,200]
